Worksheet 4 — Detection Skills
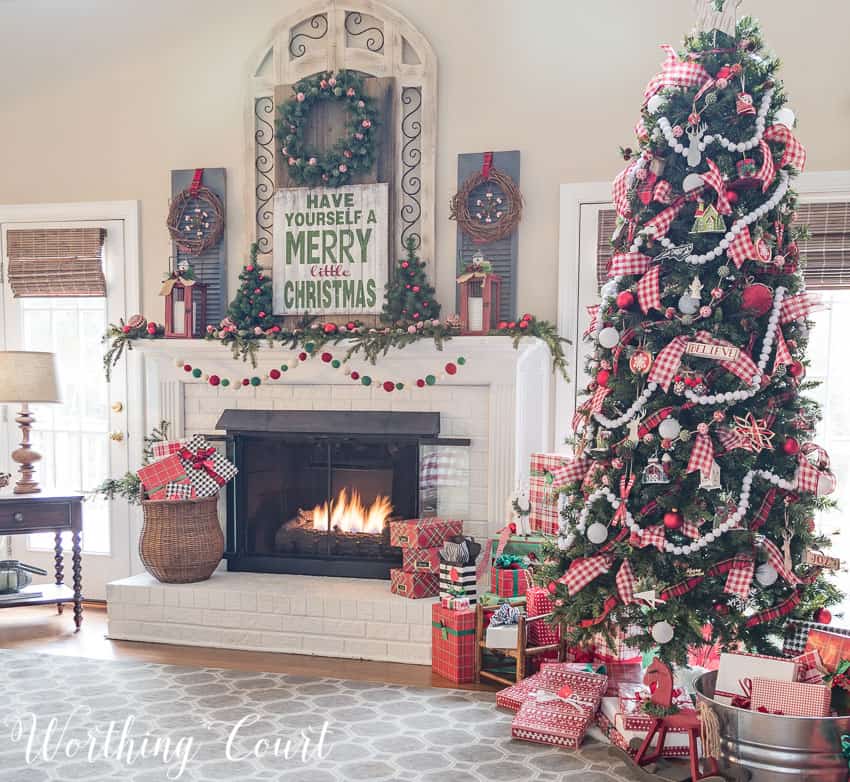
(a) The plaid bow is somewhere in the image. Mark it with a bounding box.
[612,160,640,217]
[773,327,793,373]
[757,140,776,193]
[780,292,823,324]
[642,44,711,106]
[653,179,673,205]
[551,456,591,488]
[647,335,690,391]
[724,554,754,599]
[727,225,760,268]
[637,265,662,314]
[616,559,636,605]
[702,158,732,215]
[686,432,715,475]
[630,524,666,551]
[796,443,834,495]
[764,124,807,172]
[694,330,758,384]
[644,198,686,239]
[609,252,651,277]
[563,554,612,596]
[759,536,801,585]
[751,488,778,532]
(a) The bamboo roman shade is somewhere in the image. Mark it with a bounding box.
[6,228,107,297]
[596,208,618,292]
[795,202,850,290]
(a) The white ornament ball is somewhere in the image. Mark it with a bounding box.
[756,563,779,586]
[598,327,620,349]
[647,94,666,114]
[818,472,838,497]
[658,417,682,440]
[651,620,675,644]
[683,173,704,193]
[678,294,700,316]
[587,523,609,545]
[774,107,796,129]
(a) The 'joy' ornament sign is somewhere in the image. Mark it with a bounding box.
[273,183,388,316]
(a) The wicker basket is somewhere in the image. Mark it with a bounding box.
[139,496,224,583]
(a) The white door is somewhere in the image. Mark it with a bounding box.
[1,220,131,599]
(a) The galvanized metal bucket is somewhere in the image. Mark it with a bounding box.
[695,670,850,781]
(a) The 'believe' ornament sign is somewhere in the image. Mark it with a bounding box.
[684,341,740,361]
[273,183,388,316]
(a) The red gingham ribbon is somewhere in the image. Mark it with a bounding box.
[616,560,636,605]
[637,171,659,206]
[681,520,701,539]
[694,330,759,384]
[745,590,802,628]
[796,443,833,494]
[612,327,636,374]
[634,116,649,142]
[757,139,776,193]
[759,536,801,585]
[638,407,674,437]
[612,161,637,217]
[780,292,822,323]
[612,475,636,526]
[653,179,673,205]
[642,44,711,106]
[584,304,600,338]
[550,456,592,487]
[773,327,792,373]
[644,197,686,239]
[637,265,662,314]
[727,224,760,268]
[724,554,754,598]
[702,158,732,215]
[609,252,651,277]
[630,524,667,551]
[686,432,714,475]
[647,335,689,391]
[750,488,777,532]
[764,125,807,172]
[563,554,612,596]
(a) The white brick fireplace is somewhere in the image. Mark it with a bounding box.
[107,336,554,664]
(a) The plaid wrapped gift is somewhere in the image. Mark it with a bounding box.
[750,676,832,717]
[597,698,692,758]
[785,620,850,657]
[439,562,477,604]
[163,480,197,501]
[491,566,532,598]
[431,603,475,683]
[526,586,560,648]
[177,434,238,498]
[137,454,188,498]
[511,698,593,749]
[715,652,798,705]
[390,568,438,599]
[805,627,850,673]
[617,683,693,732]
[794,649,827,684]
[151,438,187,459]
[389,518,463,548]
[529,453,570,534]
[498,666,607,712]
[402,547,441,573]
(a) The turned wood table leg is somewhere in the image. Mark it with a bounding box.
[54,530,64,614]
[72,526,82,631]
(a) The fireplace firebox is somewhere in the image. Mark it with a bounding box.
[216,410,469,579]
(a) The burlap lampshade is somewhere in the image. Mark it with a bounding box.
[0,351,61,404]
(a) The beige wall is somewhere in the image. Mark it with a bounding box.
[1,0,848,322]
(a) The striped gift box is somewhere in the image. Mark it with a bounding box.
[431,603,476,683]
[439,562,477,604]
[750,677,831,717]
[389,568,439,599]
[402,547,441,573]
[389,518,463,549]
[597,697,693,758]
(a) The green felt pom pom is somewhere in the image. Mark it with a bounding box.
[191,368,202,378]
[457,356,466,365]
[305,342,315,353]
[280,364,288,372]
[361,375,372,386]
[395,382,404,390]
[221,379,230,387]
[250,376,261,386]
[425,374,436,386]
[331,359,341,368]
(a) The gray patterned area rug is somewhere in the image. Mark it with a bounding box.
[0,649,654,782]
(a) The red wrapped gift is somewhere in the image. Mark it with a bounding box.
[431,603,475,683]
[750,676,831,717]
[491,565,532,598]
[389,518,463,548]
[805,627,850,673]
[529,453,570,534]
[151,438,187,460]
[525,586,560,648]
[390,568,438,599]
[497,666,607,712]
[402,547,441,573]
[511,698,592,749]
[617,683,693,732]
[137,454,188,498]
[794,649,827,684]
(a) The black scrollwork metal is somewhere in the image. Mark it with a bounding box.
[344,12,385,53]
[289,14,329,59]
[400,87,423,250]
[254,96,275,254]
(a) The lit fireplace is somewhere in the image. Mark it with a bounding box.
[310,488,393,534]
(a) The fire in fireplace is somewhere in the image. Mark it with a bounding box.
[216,410,469,579]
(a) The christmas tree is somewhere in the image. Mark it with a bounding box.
[226,243,275,332]
[543,8,840,664]
[381,237,441,325]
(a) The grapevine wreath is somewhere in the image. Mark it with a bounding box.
[166,169,225,256]
[449,154,523,243]
[276,70,379,187]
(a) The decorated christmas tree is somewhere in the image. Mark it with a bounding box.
[542,7,840,664]
[226,243,275,332]
[381,237,441,325]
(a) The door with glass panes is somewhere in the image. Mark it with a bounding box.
[1,220,131,599]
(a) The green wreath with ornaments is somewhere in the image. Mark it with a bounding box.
[276,70,379,187]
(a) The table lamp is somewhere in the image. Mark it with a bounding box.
[0,351,61,494]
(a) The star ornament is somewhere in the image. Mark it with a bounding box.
[732,412,775,452]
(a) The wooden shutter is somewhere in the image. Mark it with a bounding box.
[6,228,106,297]
[794,202,850,290]
[596,208,618,293]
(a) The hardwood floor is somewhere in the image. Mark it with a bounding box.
[0,602,497,691]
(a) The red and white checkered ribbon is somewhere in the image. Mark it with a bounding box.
[637,265,662,315]
[764,124,807,172]
[630,524,666,551]
[702,158,732,215]
[550,456,592,488]
[653,179,673,205]
[584,304,600,338]
[644,198,686,239]
[724,554,754,598]
[634,117,649,142]
[573,385,610,431]
[612,475,635,527]
[780,292,823,323]
[727,224,760,268]
[612,162,636,218]
[609,252,651,277]
[642,44,711,106]
[796,443,833,495]
[616,560,636,605]
[681,520,701,539]
[563,554,612,596]
[757,140,776,193]
[715,426,748,452]
[686,432,714,475]
[773,327,792,373]
[759,536,801,586]
[647,335,689,391]
[694,330,758,384]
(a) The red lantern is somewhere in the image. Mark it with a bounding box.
[457,255,502,335]
[163,278,207,338]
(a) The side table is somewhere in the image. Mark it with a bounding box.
[0,492,83,631]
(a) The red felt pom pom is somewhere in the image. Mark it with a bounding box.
[321,352,332,363]
[616,291,635,310]
[183,364,193,372]
[522,313,533,322]
[416,378,425,388]
[508,321,516,329]
[350,371,360,381]
[547,581,557,594]
[814,607,832,624]
[298,352,308,362]
[663,509,683,530]
[147,323,157,334]
[269,369,281,380]
[596,369,610,386]
[401,261,409,269]
[519,320,529,329]
[241,378,250,386]
[346,322,357,331]
[498,321,508,329]
[741,283,773,316]
[383,380,395,392]
[782,437,800,455]
[445,362,457,375]
[208,374,220,386]
[788,360,805,379]
[323,323,337,334]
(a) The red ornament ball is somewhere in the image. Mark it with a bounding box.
[383,381,395,393]
[788,360,805,379]
[782,437,800,455]
[519,320,529,329]
[254,288,261,295]
[714,602,730,616]
[346,321,357,331]
[122,325,131,334]
[147,323,157,335]
[401,261,409,269]
[445,362,457,375]
[323,323,337,334]
[321,352,332,363]
[596,369,610,387]
[208,374,220,386]
[547,581,557,594]
[814,608,832,624]
[616,291,636,310]
[663,509,684,530]
[245,265,254,272]
[350,371,360,381]
[183,364,193,372]
[726,190,739,205]
[498,321,508,329]
[416,378,425,388]
[269,369,281,380]
[741,283,773,316]
[412,285,420,293]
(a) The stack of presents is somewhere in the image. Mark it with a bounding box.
[136,434,238,499]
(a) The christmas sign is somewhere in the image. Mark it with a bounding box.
[803,550,841,571]
[684,341,741,361]
[273,183,388,316]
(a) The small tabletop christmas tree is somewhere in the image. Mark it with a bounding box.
[542,7,840,664]
[381,237,440,325]
[226,243,275,333]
